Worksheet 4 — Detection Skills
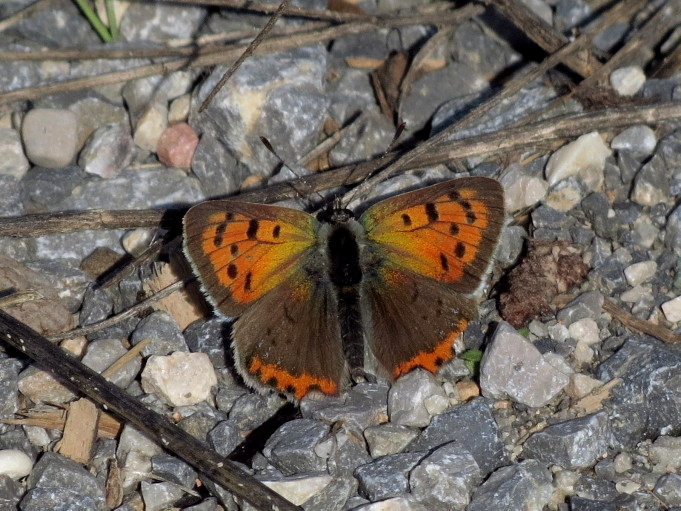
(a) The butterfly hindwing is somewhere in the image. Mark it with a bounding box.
[233,272,346,400]
[361,264,478,378]
[360,177,505,294]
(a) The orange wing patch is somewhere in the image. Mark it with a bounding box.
[248,357,339,400]
[365,188,495,284]
[391,318,468,378]
[196,211,314,304]
[183,201,318,316]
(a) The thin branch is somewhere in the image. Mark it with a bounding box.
[47,281,185,341]
[602,300,681,344]
[199,0,291,112]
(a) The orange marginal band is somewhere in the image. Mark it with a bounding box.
[391,319,468,378]
[248,357,338,400]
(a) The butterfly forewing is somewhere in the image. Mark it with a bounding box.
[183,201,318,317]
[360,177,505,294]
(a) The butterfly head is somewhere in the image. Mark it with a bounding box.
[316,206,356,225]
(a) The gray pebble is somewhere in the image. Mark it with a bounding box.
[151,453,197,488]
[131,311,188,356]
[598,338,681,448]
[26,452,105,508]
[363,423,419,458]
[141,480,185,511]
[408,398,504,475]
[263,419,329,476]
[189,131,243,198]
[388,369,447,427]
[196,45,329,176]
[556,291,604,326]
[354,452,424,501]
[0,129,29,179]
[21,108,79,168]
[611,125,657,155]
[81,338,141,388]
[653,473,681,507]
[409,442,481,510]
[0,474,23,509]
[480,322,569,407]
[207,420,242,458]
[301,382,389,432]
[78,123,135,179]
[467,459,552,511]
[524,412,612,469]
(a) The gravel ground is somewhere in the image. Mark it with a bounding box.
[1,0,681,510]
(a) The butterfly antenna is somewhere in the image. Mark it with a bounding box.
[259,136,326,209]
[340,121,407,209]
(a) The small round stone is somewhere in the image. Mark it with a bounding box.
[0,449,33,479]
[661,296,681,323]
[624,260,657,286]
[610,66,646,96]
[156,122,199,169]
[21,108,79,168]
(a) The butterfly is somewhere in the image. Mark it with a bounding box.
[183,177,505,400]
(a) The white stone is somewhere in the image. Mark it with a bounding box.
[261,474,332,506]
[547,323,570,342]
[564,373,602,399]
[0,128,29,179]
[545,132,611,186]
[353,497,416,511]
[133,101,168,152]
[21,108,79,168]
[610,66,646,96]
[662,296,681,323]
[141,352,217,406]
[389,369,447,427]
[624,260,657,286]
[117,425,164,491]
[544,179,584,211]
[573,340,594,364]
[168,94,191,123]
[480,322,569,407]
[613,452,633,473]
[611,125,657,154]
[499,165,548,212]
[0,449,33,479]
[568,318,600,345]
[620,285,650,303]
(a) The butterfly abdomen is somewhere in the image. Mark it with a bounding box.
[324,219,366,373]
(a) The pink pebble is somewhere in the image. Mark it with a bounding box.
[156,122,199,169]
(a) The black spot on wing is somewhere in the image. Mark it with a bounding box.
[230,244,239,256]
[244,272,252,292]
[401,214,412,227]
[455,242,466,259]
[227,264,237,279]
[425,203,438,223]
[272,224,281,238]
[247,219,259,240]
[440,253,449,272]
[214,223,227,247]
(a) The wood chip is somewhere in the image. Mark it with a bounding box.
[58,398,99,464]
